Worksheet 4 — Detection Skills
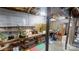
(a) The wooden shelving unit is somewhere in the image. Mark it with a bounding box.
[0,26,35,32]
[0,33,45,51]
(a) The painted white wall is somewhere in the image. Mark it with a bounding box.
[0,8,46,27]
[29,14,46,26]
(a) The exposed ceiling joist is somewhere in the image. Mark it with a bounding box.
[1,7,37,14]
[27,7,33,13]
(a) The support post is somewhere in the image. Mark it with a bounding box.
[45,7,51,51]
[65,17,71,50]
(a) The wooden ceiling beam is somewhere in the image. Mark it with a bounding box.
[27,7,33,13]
[1,7,36,14]
[30,7,37,14]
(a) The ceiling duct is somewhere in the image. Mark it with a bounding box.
[68,7,79,18]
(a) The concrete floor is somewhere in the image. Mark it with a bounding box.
[49,41,64,51]
[27,36,79,51]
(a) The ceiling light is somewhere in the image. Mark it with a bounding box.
[50,18,56,21]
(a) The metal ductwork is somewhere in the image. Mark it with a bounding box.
[68,7,79,18]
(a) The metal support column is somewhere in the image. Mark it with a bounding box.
[72,18,77,43]
[45,7,51,51]
[65,17,71,50]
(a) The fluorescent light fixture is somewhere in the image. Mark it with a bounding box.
[50,18,56,21]
[70,23,72,27]
[58,16,65,20]
[57,16,69,23]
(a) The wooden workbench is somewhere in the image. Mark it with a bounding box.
[0,33,45,51]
